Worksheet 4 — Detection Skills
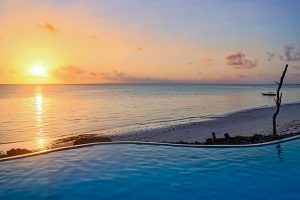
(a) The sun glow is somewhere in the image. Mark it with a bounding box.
[31,66,46,76]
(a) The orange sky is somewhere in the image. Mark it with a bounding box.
[0,1,299,84]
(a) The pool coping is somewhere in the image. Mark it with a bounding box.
[1,134,300,162]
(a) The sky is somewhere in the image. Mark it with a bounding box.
[0,0,300,84]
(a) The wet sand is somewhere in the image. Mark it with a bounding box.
[110,103,300,143]
[1,103,299,156]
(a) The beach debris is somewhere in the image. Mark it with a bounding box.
[50,134,112,148]
[224,133,230,143]
[0,151,6,158]
[73,136,112,145]
[212,132,216,143]
[205,138,213,144]
[6,148,32,157]
[202,132,299,145]
[273,64,288,135]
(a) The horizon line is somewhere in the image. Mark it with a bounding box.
[1,83,300,85]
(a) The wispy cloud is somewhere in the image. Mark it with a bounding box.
[97,70,174,83]
[38,22,57,33]
[88,70,209,83]
[225,51,257,69]
[284,44,300,61]
[52,65,86,81]
[52,65,203,83]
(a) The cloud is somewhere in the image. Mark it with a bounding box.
[284,44,300,61]
[89,72,97,76]
[225,51,257,69]
[38,23,57,33]
[52,65,176,83]
[97,70,174,83]
[52,65,86,80]
[226,51,244,65]
[201,58,214,67]
[267,51,275,61]
[52,65,205,83]
[284,44,294,61]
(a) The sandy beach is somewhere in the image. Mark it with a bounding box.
[110,103,300,143]
[1,102,299,155]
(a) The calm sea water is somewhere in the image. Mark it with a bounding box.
[1,140,299,200]
[0,84,300,146]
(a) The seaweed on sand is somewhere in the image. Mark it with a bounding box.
[50,134,112,148]
[73,136,112,145]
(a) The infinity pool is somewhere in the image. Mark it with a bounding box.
[1,140,300,200]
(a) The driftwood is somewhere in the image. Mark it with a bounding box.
[273,64,288,135]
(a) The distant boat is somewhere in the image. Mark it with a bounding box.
[261,92,276,96]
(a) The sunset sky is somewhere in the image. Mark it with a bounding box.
[0,0,300,84]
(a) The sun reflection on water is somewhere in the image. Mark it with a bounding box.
[35,86,45,149]
[36,95,43,123]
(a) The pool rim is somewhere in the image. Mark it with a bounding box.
[1,134,299,162]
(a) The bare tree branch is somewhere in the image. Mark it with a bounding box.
[272,64,288,135]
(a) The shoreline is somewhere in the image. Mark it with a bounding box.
[0,102,300,157]
[1,134,300,162]
[109,102,300,142]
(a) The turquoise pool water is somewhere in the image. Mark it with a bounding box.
[1,140,300,200]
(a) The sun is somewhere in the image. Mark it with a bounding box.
[31,66,46,76]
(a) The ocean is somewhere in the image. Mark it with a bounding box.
[1,84,300,148]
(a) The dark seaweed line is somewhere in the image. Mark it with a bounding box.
[1,135,300,162]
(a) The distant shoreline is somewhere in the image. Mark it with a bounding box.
[1,83,300,86]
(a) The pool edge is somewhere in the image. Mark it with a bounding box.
[1,135,300,162]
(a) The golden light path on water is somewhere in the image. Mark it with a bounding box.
[35,86,45,149]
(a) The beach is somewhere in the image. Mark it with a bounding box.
[110,103,300,143]
[2,1,300,199]
[1,84,300,153]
